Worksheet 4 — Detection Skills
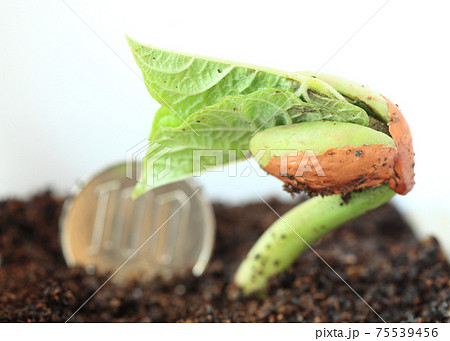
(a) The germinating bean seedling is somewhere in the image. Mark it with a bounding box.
[128,37,415,295]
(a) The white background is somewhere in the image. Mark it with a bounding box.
[0,323,449,340]
[1,1,449,255]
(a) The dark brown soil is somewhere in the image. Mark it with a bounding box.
[0,191,449,322]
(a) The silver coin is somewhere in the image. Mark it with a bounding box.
[59,163,215,284]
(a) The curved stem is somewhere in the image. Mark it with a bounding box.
[234,184,395,295]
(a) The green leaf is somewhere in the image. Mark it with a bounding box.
[149,106,183,139]
[133,88,368,197]
[298,90,369,126]
[127,37,299,120]
[295,71,390,123]
[127,38,357,122]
